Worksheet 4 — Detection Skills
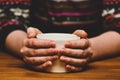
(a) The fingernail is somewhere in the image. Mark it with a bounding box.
[60,56,65,61]
[27,27,33,33]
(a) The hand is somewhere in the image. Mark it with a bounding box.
[59,30,93,72]
[20,27,58,71]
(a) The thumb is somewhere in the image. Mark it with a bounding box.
[73,30,88,38]
[27,27,42,38]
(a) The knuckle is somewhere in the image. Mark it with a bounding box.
[34,49,40,54]
[80,60,87,65]
[45,56,53,61]
[67,58,73,63]
[80,50,86,56]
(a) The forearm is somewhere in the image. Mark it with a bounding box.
[89,31,120,61]
[5,30,27,57]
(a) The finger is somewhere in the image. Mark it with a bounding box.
[66,65,83,72]
[20,48,58,57]
[31,61,52,71]
[65,39,89,49]
[27,27,42,38]
[23,56,58,65]
[60,56,89,67]
[73,30,88,38]
[60,48,92,58]
[22,38,55,48]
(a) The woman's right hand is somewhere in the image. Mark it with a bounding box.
[20,27,58,71]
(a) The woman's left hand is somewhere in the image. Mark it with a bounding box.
[59,30,93,72]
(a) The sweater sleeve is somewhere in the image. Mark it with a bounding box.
[102,0,120,33]
[0,0,31,50]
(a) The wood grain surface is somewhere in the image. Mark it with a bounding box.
[0,51,120,80]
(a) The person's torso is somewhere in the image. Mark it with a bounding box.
[30,0,103,37]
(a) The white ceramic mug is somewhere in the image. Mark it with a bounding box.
[37,33,80,73]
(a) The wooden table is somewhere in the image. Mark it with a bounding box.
[0,51,120,80]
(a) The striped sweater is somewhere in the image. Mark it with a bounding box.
[0,0,120,49]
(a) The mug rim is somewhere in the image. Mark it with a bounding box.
[37,33,80,41]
